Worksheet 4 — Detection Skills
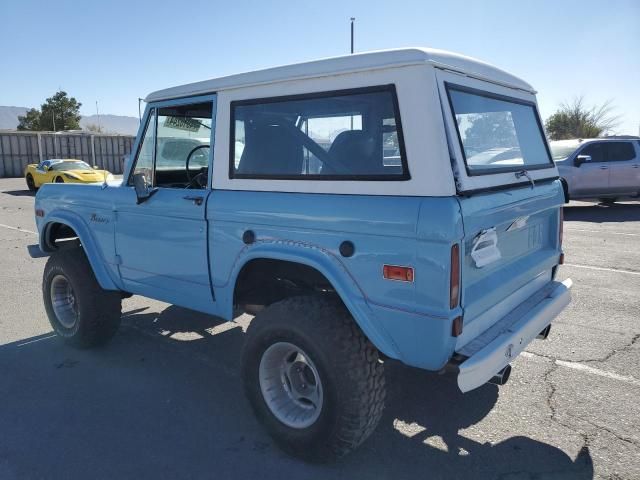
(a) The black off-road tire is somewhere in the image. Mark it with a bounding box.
[241,295,386,462]
[26,174,37,191]
[43,247,121,348]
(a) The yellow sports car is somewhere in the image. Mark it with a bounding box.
[25,159,113,190]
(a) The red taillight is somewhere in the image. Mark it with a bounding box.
[451,316,463,337]
[450,243,460,309]
[383,265,414,282]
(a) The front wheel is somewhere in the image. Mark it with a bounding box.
[26,174,37,191]
[43,247,121,348]
[241,296,386,462]
[55,176,64,183]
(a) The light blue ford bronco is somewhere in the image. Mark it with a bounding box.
[32,48,571,461]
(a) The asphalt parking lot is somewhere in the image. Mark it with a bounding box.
[0,177,638,480]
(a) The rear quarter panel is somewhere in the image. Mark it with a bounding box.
[209,191,463,369]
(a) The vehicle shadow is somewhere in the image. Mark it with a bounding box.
[0,305,594,480]
[564,201,640,223]
[2,189,35,197]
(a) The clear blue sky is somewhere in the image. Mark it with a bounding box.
[1,0,638,134]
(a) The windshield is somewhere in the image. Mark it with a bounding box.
[50,161,92,171]
[549,142,580,161]
[448,86,552,175]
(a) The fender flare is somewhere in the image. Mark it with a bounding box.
[220,239,401,359]
[40,211,120,291]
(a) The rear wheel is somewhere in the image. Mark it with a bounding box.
[43,247,121,348]
[241,295,386,462]
[26,174,37,191]
[55,176,64,183]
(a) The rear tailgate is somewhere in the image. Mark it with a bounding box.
[454,181,563,350]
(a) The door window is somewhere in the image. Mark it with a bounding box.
[579,143,606,163]
[155,102,212,188]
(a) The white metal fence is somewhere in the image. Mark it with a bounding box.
[0,131,135,177]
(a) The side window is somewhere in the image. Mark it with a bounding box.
[579,143,605,163]
[606,142,635,162]
[155,102,213,188]
[231,86,408,179]
[129,109,156,185]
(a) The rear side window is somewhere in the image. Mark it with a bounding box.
[447,84,552,175]
[230,86,408,180]
[606,142,635,161]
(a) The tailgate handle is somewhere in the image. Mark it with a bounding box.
[471,228,502,268]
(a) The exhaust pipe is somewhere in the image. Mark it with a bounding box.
[488,365,512,386]
[537,325,551,340]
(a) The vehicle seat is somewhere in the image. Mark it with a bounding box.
[237,121,303,175]
[327,130,380,175]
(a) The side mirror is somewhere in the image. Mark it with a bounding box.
[575,155,591,167]
[132,173,157,204]
[43,165,50,172]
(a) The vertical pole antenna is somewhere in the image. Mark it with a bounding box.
[350,17,355,54]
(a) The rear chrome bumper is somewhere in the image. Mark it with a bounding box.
[457,278,572,393]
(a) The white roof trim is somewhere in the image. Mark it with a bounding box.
[145,47,535,102]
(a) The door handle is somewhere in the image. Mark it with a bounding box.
[599,166,608,170]
[632,165,640,169]
[183,195,203,206]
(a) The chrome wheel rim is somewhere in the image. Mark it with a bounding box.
[259,342,323,429]
[50,275,79,328]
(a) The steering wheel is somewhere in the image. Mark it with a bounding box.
[185,144,210,189]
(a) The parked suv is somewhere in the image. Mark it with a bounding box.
[551,137,640,203]
[30,48,571,461]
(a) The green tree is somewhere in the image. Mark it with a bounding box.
[16,108,41,130]
[545,97,620,140]
[16,91,82,131]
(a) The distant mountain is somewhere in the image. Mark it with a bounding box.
[0,106,28,130]
[80,114,140,135]
[0,106,139,135]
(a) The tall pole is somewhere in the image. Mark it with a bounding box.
[96,100,101,133]
[350,17,355,54]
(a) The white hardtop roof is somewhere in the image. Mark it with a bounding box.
[146,47,535,102]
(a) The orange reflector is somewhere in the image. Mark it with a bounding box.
[451,316,463,337]
[35,209,44,217]
[450,244,460,309]
[383,264,414,282]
